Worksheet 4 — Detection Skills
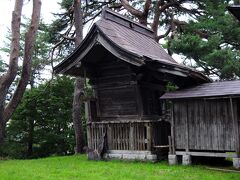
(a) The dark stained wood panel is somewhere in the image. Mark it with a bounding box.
[141,87,163,116]
[98,85,137,117]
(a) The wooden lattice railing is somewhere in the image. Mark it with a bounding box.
[87,120,170,151]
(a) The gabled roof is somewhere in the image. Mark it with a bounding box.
[227,5,240,21]
[161,81,240,99]
[95,15,177,66]
[54,8,210,84]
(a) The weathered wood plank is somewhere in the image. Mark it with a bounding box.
[173,98,239,152]
[185,101,189,152]
[171,102,176,154]
[87,126,91,148]
[176,151,239,158]
[130,124,134,150]
[147,124,152,151]
[168,136,172,154]
[135,84,143,119]
[107,125,112,149]
[230,98,240,157]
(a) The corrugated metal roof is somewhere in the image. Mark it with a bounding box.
[161,81,240,99]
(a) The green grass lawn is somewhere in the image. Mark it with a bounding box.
[0,155,239,180]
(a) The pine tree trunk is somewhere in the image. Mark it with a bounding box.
[0,103,5,145]
[72,0,85,154]
[72,78,85,153]
[0,0,41,143]
[0,115,6,144]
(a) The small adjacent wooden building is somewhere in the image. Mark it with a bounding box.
[161,81,240,167]
[54,8,210,160]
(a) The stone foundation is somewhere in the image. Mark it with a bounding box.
[233,158,240,169]
[105,150,157,161]
[182,154,192,165]
[168,154,177,165]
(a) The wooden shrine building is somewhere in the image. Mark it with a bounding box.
[54,8,210,160]
[161,81,240,168]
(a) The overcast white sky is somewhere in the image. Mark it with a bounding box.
[0,0,62,79]
[0,0,61,46]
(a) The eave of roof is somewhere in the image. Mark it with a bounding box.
[53,24,146,75]
[53,25,98,74]
[53,8,210,84]
[227,5,240,21]
[161,80,240,99]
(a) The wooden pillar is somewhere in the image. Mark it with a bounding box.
[230,97,240,157]
[171,101,176,154]
[130,123,134,150]
[93,86,101,117]
[107,125,112,150]
[87,125,91,148]
[85,101,92,148]
[185,101,189,153]
[168,136,173,154]
[147,123,152,151]
[134,82,143,119]
[85,101,90,122]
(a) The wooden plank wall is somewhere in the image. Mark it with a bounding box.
[140,87,162,116]
[173,98,239,151]
[88,55,167,121]
[98,86,137,117]
[237,99,240,154]
[91,58,139,118]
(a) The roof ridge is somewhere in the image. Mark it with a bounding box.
[101,8,154,38]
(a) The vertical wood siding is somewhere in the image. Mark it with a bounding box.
[173,98,239,151]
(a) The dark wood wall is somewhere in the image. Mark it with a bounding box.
[90,57,138,118]
[87,53,165,120]
[173,98,240,152]
[140,87,163,116]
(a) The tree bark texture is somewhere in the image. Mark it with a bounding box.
[73,78,85,154]
[72,0,85,154]
[0,0,41,144]
[0,107,6,143]
[120,0,151,25]
[120,0,205,42]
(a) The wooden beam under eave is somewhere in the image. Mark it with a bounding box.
[157,68,188,77]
